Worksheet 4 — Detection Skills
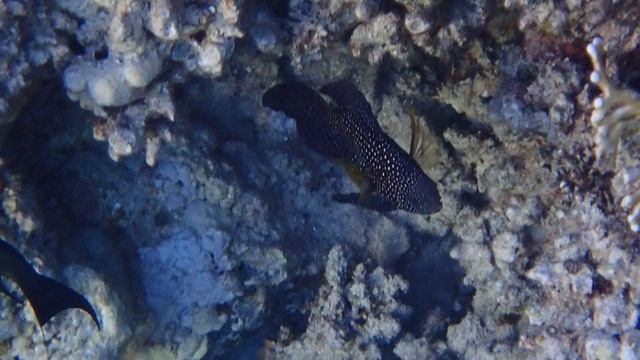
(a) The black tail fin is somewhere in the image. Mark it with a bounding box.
[22,274,101,330]
[262,81,330,121]
[263,81,351,158]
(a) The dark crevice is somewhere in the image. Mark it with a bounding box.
[617,45,640,93]
[340,23,361,44]
[459,190,490,211]
[519,225,545,271]
[57,31,86,55]
[1,78,144,329]
[591,274,614,297]
[415,98,501,147]
[379,0,407,15]
[173,77,258,145]
[412,48,449,90]
[190,30,207,44]
[93,46,109,60]
[373,53,398,103]
[395,231,473,338]
[277,54,297,82]
[265,0,292,20]
[410,98,501,185]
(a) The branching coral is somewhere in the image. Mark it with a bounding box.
[587,37,640,231]
[263,245,409,360]
[46,0,241,165]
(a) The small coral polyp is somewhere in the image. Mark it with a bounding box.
[587,37,640,231]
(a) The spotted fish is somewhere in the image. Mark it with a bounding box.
[0,238,101,330]
[263,80,441,214]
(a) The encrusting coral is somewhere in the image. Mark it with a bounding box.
[0,0,243,165]
[68,0,243,166]
[262,245,409,360]
[587,37,640,231]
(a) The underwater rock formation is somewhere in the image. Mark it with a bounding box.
[1,0,640,359]
[0,0,243,164]
[587,37,640,233]
[263,245,410,359]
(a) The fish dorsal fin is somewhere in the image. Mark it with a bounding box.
[320,80,374,119]
[336,159,371,193]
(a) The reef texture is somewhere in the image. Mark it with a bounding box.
[0,0,242,165]
[263,245,410,360]
[1,0,640,359]
[587,37,640,233]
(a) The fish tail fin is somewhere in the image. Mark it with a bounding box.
[262,81,329,121]
[25,274,101,330]
[264,82,351,158]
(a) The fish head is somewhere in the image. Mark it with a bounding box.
[403,173,442,214]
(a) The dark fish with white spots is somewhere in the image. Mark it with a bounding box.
[263,80,441,214]
[0,238,101,330]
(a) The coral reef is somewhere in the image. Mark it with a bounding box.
[0,0,243,164]
[587,37,640,232]
[263,245,410,360]
[0,250,130,359]
[1,0,640,359]
[63,0,242,164]
[138,228,236,333]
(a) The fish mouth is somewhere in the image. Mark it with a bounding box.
[423,197,442,214]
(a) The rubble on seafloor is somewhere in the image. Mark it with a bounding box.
[1,0,639,359]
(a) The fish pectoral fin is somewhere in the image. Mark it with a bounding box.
[409,109,425,159]
[336,160,371,193]
[23,274,101,330]
[410,114,419,158]
[0,278,23,303]
[333,192,395,212]
[333,192,360,205]
[359,193,395,212]
[320,80,374,118]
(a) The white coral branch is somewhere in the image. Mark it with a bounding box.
[587,37,640,231]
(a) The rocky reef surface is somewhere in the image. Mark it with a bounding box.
[1,0,639,359]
